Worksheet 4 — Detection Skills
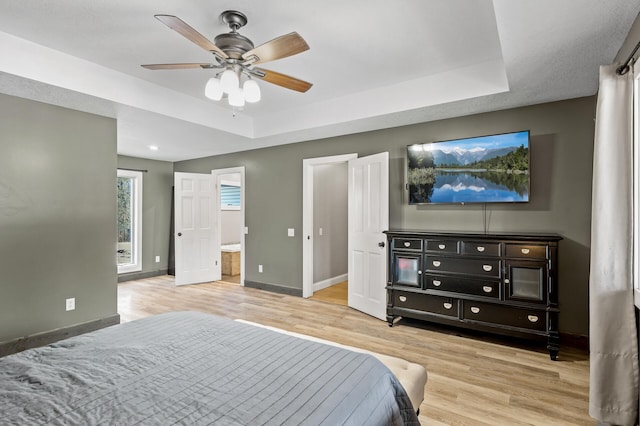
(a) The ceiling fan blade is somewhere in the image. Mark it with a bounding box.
[154,14,228,60]
[242,32,309,65]
[254,68,312,93]
[141,63,213,70]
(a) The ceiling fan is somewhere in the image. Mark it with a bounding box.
[142,10,312,106]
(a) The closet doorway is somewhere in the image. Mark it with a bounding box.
[303,152,389,320]
[302,154,354,305]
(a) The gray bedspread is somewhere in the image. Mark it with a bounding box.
[0,311,419,425]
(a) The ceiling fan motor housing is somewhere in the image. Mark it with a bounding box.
[215,10,254,59]
[214,33,254,59]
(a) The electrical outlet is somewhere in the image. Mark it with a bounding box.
[258,264,263,273]
[65,298,75,311]
[155,255,160,263]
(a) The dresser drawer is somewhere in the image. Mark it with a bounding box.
[505,243,548,259]
[461,241,501,257]
[392,291,458,317]
[461,301,546,332]
[392,238,423,251]
[425,256,501,278]
[425,239,459,254]
[425,275,499,299]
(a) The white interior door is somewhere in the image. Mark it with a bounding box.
[174,172,219,286]
[347,152,389,320]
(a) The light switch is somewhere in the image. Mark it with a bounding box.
[244,227,249,234]
[319,227,323,236]
[288,228,295,237]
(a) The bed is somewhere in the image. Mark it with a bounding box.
[0,311,422,425]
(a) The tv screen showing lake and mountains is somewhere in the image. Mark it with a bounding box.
[407,131,530,204]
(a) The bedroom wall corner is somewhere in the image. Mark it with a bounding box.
[0,93,118,344]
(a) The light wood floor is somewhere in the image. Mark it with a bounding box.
[220,274,241,284]
[118,276,591,425]
[310,281,348,306]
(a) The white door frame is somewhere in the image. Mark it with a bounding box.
[302,153,357,298]
[212,166,246,285]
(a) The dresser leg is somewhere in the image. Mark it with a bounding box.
[547,333,559,361]
[387,315,394,327]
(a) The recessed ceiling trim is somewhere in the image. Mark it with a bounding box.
[0,30,253,137]
[253,59,510,138]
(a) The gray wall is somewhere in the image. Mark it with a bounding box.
[175,96,595,335]
[313,163,348,283]
[0,93,118,342]
[117,155,174,279]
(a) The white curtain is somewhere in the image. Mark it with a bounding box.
[589,64,638,425]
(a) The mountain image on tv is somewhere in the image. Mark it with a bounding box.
[430,146,520,166]
[407,131,530,204]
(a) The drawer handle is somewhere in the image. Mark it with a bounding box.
[399,296,407,302]
[482,264,493,272]
[443,302,453,310]
[528,315,539,323]
[432,261,441,267]
[438,244,446,250]
[476,246,485,252]
[521,248,530,254]
[404,242,411,247]
[470,306,480,314]
[433,280,441,287]
[482,286,492,293]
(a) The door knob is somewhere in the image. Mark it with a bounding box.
[378,241,385,248]
[177,232,182,237]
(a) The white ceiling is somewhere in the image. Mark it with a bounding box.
[0,0,638,161]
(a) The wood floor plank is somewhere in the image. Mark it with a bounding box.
[117,276,592,425]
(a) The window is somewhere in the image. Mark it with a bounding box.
[220,181,241,210]
[634,65,640,307]
[117,169,142,274]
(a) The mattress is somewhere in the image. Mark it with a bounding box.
[0,311,420,425]
[235,319,427,412]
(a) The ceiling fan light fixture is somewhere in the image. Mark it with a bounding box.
[220,68,239,93]
[204,77,223,100]
[144,11,312,113]
[243,79,261,103]
[228,88,245,107]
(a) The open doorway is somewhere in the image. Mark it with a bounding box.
[302,154,356,304]
[303,153,389,320]
[213,167,245,285]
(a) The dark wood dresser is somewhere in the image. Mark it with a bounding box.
[385,230,562,360]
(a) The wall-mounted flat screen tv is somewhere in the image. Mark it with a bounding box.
[407,130,530,204]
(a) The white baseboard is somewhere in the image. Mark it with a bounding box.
[313,273,348,292]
